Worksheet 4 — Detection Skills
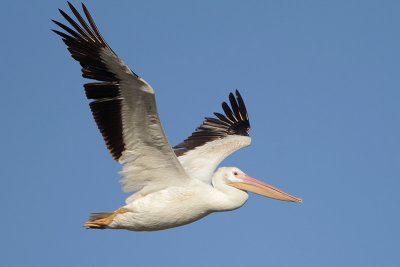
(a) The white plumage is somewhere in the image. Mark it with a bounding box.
[53,2,302,232]
[113,168,250,231]
[177,136,251,184]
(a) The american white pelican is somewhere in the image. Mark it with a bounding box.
[53,2,302,231]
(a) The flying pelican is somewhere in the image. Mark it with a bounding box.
[53,2,302,231]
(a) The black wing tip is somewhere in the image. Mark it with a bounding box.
[221,90,250,120]
[81,2,89,10]
[54,2,126,162]
[58,7,68,17]
[67,1,82,13]
[211,90,251,132]
[51,29,70,40]
[235,89,242,99]
[58,2,90,21]
[223,90,250,134]
[174,90,251,157]
[67,2,81,17]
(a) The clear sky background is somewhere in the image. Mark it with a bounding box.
[1,0,399,266]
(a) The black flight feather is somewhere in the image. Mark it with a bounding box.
[174,90,251,157]
[52,2,130,160]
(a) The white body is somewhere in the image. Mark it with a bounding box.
[111,181,246,231]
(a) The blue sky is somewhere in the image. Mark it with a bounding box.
[1,0,399,266]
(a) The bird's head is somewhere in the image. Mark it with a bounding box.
[215,167,303,203]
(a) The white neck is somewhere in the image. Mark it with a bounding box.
[209,172,249,212]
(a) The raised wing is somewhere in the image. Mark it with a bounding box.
[53,2,189,197]
[174,90,251,183]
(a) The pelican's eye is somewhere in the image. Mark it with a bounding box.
[233,172,238,176]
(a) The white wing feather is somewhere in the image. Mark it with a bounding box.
[177,136,251,184]
[99,49,190,196]
[53,4,191,203]
[174,90,251,184]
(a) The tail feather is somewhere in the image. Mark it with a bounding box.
[84,208,128,229]
[89,212,113,222]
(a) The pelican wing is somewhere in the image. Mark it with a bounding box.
[174,91,251,183]
[53,3,189,195]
